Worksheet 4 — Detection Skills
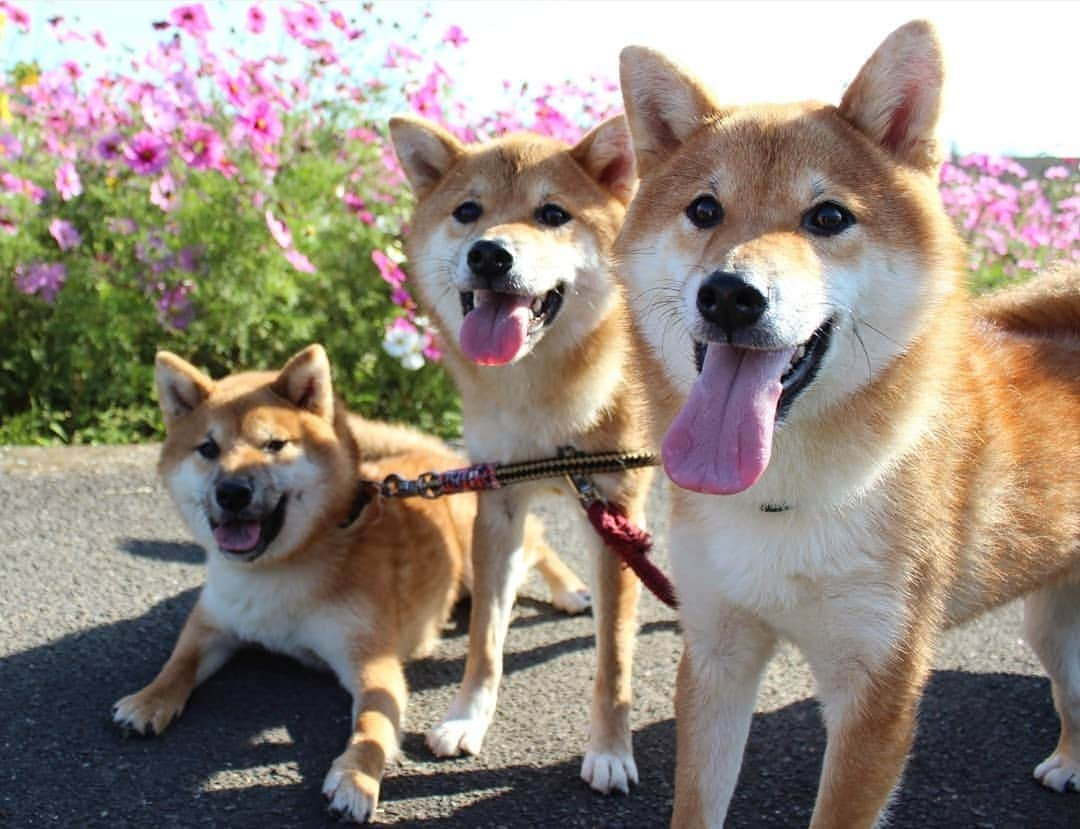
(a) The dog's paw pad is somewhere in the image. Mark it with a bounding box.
[1035,752,1080,793]
[426,717,489,758]
[552,587,591,615]
[581,748,638,795]
[322,764,378,823]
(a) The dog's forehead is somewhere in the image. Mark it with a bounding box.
[444,136,586,202]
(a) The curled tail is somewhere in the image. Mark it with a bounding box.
[976,265,1080,337]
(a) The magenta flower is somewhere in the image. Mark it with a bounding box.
[1045,165,1070,181]
[96,132,123,161]
[329,9,347,30]
[55,161,82,201]
[246,4,266,34]
[92,29,107,49]
[48,218,82,251]
[1,173,45,203]
[150,172,178,212]
[0,132,23,160]
[123,131,169,176]
[284,248,317,273]
[282,3,321,37]
[372,249,406,287]
[3,2,30,31]
[15,262,68,303]
[178,121,225,170]
[156,280,196,330]
[171,4,212,39]
[442,25,468,47]
[234,97,283,148]
[264,209,293,249]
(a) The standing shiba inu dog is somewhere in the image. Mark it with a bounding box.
[387,116,656,793]
[112,345,583,823]
[617,20,1080,827]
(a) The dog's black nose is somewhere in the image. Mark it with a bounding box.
[215,479,253,513]
[697,271,768,337]
[467,240,513,281]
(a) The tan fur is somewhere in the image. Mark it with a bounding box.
[388,116,659,793]
[112,345,580,824]
[617,21,1080,827]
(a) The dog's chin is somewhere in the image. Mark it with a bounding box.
[209,495,288,563]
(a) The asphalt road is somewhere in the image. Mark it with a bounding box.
[1,444,1075,828]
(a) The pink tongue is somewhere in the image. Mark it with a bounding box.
[459,293,532,366]
[214,521,261,553]
[662,345,795,495]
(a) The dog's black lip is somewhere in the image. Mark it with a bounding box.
[691,316,835,419]
[778,317,834,419]
[211,494,288,562]
[458,284,565,331]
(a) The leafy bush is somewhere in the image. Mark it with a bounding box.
[0,2,1076,445]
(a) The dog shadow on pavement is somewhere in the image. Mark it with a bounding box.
[1,580,1073,828]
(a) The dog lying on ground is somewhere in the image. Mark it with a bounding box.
[388,115,657,793]
[112,344,585,823]
[617,20,1080,827]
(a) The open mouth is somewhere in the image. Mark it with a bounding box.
[210,495,287,562]
[693,316,834,419]
[458,284,565,365]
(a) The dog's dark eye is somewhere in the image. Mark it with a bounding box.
[264,439,287,454]
[196,438,219,460]
[536,203,571,227]
[686,195,723,229]
[452,201,482,224]
[803,202,855,236]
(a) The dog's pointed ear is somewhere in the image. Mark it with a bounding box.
[838,20,945,172]
[570,115,637,204]
[272,345,334,421]
[155,351,214,429]
[388,115,465,199]
[619,46,720,177]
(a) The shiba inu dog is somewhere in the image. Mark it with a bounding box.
[111,345,586,823]
[617,20,1080,827]
[388,116,656,793]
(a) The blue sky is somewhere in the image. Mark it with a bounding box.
[4,0,1078,157]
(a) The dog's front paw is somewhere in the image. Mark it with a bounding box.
[581,747,638,795]
[426,716,490,758]
[112,688,186,737]
[1035,750,1080,792]
[323,755,380,824]
[551,586,592,615]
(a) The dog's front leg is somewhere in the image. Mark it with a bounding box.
[323,648,408,824]
[672,608,776,828]
[806,643,932,829]
[112,597,236,736]
[579,478,648,794]
[426,487,529,757]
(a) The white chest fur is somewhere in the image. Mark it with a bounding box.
[201,558,367,688]
[672,492,909,676]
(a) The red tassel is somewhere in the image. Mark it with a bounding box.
[586,501,678,609]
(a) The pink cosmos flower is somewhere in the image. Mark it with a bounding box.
[156,280,196,330]
[246,4,266,34]
[442,25,468,47]
[48,218,82,251]
[284,248,316,273]
[234,97,283,148]
[171,4,212,39]
[178,121,225,170]
[92,30,107,49]
[0,132,23,160]
[330,9,347,30]
[123,131,169,176]
[55,161,82,200]
[1045,165,1070,181]
[1,172,45,203]
[15,262,67,303]
[2,2,30,31]
[282,3,321,37]
[150,172,178,212]
[264,209,293,249]
[96,132,123,161]
[372,250,406,287]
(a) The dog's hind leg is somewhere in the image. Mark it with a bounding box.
[426,487,530,758]
[524,513,591,614]
[1025,577,1080,793]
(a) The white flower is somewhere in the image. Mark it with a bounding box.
[400,351,424,371]
[382,324,425,370]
